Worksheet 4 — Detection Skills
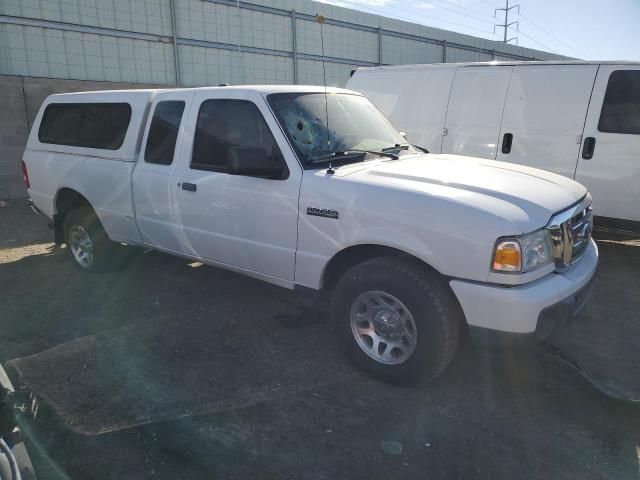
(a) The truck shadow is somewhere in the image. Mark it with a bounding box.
[1,240,640,479]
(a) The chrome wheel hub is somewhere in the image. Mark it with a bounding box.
[350,291,418,365]
[373,310,403,339]
[68,225,94,268]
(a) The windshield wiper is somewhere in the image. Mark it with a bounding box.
[309,149,398,166]
[382,143,430,154]
[333,149,399,160]
[412,144,429,153]
[382,144,410,152]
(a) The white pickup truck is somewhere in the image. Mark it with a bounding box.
[23,85,598,383]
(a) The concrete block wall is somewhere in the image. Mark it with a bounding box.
[0,75,159,200]
[0,75,29,200]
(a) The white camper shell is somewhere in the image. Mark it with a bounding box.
[347,61,640,229]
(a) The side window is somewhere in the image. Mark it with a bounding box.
[144,101,185,165]
[38,103,132,149]
[598,70,640,135]
[191,99,285,175]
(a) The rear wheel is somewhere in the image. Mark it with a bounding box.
[331,256,461,384]
[63,207,118,272]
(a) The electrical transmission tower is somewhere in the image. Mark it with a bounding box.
[494,0,520,44]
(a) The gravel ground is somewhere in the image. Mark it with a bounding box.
[1,202,639,480]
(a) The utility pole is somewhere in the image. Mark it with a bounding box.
[494,0,520,44]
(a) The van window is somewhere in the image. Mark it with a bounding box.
[38,103,132,149]
[598,70,640,135]
[191,99,282,173]
[144,101,185,165]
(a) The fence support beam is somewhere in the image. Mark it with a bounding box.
[169,0,181,85]
[378,27,383,66]
[291,10,298,84]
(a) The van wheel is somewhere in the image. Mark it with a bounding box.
[331,257,461,384]
[63,207,117,272]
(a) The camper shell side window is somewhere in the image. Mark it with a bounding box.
[38,102,132,150]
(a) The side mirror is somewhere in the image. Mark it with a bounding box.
[227,146,285,179]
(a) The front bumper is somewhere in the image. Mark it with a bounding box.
[450,239,598,335]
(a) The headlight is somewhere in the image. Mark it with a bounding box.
[492,229,553,273]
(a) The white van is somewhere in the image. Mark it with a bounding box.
[347,61,640,230]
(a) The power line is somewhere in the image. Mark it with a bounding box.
[517,29,559,54]
[494,0,520,44]
[517,12,586,58]
[477,0,502,8]
[422,0,497,24]
[337,1,498,37]
[427,0,497,20]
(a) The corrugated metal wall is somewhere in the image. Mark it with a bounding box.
[0,0,572,199]
[0,0,571,88]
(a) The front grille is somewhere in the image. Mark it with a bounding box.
[547,194,593,271]
[570,205,593,261]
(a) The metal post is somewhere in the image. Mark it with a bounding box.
[442,40,447,63]
[494,0,520,45]
[378,27,383,66]
[503,0,508,42]
[291,10,298,84]
[169,0,181,85]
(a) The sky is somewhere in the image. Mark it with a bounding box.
[315,0,640,61]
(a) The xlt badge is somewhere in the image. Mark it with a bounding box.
[307,207,339,219]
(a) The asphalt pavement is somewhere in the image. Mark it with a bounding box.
[1,202,639,480]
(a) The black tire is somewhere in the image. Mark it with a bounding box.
[331,256,462,384]
[63,206,119,272]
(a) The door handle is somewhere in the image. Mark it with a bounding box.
[181,182,197,192]
[582,137,596,160]
[501,133,513,154]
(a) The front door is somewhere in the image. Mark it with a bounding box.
[171,90,301,286]
[575,65,640,223]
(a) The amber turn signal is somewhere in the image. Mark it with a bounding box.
[493,240,521,272]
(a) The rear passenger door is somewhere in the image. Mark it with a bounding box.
[496,64,598,178]
[133,92,192,252]
[441,66,512,159]
[575,65,640,223]
[171,90,301,286]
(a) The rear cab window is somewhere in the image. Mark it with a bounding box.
[144,101,186,165]
[598,70,640,135]
[38,103,132,149]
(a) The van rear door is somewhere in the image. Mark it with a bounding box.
[575,65,640,224]
[348,67,455,153]
[495,64,598,178]
[441,65,512,159]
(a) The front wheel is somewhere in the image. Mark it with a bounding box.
[331,257,462,384]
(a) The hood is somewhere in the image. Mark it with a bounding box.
[340,154,588,233]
